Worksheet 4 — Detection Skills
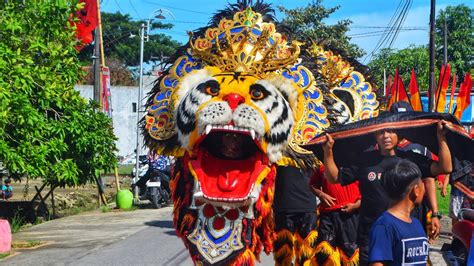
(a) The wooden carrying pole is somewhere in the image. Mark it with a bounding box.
[96,0,120,193]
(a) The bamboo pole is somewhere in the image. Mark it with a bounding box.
[114,167,120,191]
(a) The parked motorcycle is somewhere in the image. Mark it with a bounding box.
[132,157,171,209]
[142,170,171,209]
[131,155,149,179]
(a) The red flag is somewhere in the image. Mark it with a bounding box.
[436,64,451,113]
[448,74,457,113]
[454,73,472,119]
[408,69,422,111]
[388,69,409,109]
[74,0,98,50]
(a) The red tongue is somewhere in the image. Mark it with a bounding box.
[218,170,239,191]
[189,149,267,200]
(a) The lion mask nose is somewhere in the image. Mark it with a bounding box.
[223,93,245,111]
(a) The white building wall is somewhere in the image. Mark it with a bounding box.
[75,76,157,157]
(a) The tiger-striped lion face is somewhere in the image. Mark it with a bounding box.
[175,66,296,203]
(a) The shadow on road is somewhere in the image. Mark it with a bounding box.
[144,220,176,235]
[135,202,173,209]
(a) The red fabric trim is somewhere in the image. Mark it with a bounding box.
[307,119,468,145]
[453,181,474,200]
[310,165,361,212]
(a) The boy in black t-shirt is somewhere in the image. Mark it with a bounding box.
[322,121,452,265]
[369,159,429,265]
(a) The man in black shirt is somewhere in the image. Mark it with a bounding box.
[322,121,452,265]
[390,101,442,240]
[273,165,317,266]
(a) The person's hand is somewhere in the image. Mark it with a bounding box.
[323,133,334,154]
[341,201,360,213]
[318,191,336,207]
[436,120,448,139]
[429,217,441,243]
[441,183,448,197]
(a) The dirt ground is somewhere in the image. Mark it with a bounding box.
[3,175,133,218]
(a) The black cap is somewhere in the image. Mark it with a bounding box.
[389,101,414,113]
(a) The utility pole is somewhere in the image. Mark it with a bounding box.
[93,28,101,105]
[92,27,107,205]
[443,17,448,65]
[134,23,146,198]
[428,0,436,112]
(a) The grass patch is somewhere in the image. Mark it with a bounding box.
[437,184,451,215]
[0,253,11,259]
[11,240,42,249]
[9,211,26,234]
[106,164,134,176]
[100,205,112,213]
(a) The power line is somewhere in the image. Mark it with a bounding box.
[388,0,413,49]
[142,1,209,15]
[103,31,135,47]
[349,29,425,39]
[129,18,208,25]
[113,0,125,14]
[362,0,406,62]
[156,29,189,37]
[363,0,413,63]
[348,28,425,38]
[363,0,406,62]
[351,25,426,30]
[128,0,142,20]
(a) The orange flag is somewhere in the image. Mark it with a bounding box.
[388,69,409,109]
[408,69,422,111]
[454,73,473,119]
[436,64,451,113]
[448,74,456,113]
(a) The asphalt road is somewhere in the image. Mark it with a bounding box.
[5,206,274,265]
[4,204,449,265]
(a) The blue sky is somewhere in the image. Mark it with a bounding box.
[100,0,472,61]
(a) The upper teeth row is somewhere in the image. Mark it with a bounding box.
[203,124,257,140]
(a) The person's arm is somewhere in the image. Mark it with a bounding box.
[424,178,440,240]
[341,199,361,213]
[312,187,337,207]
[430,121,452,175]
[323,134,339,184]
[309,170,337,207]
[441,174,450,197]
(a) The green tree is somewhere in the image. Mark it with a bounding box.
[79,12,181,67]
[0,1,117,187]
[368,46,431,91]
[436,4,473,83]
[279,0,365,58]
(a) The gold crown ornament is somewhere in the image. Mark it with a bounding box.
[309,44,379,121]
[310,44,354,86]
[189,8,301,76]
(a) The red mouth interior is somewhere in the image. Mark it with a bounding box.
[190,131,267,200]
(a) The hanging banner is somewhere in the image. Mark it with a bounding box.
[101,66,112,117]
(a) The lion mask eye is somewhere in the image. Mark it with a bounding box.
[198,80,220,96]
[249,84,268,101]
